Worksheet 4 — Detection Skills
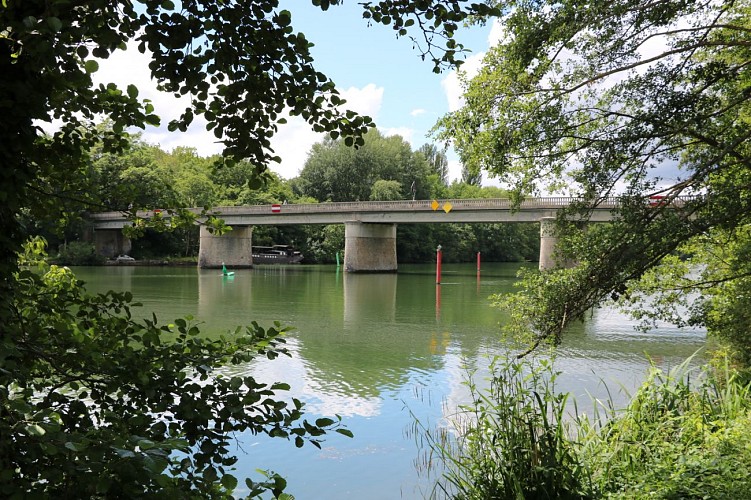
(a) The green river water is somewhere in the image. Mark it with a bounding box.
[71,262,706,499]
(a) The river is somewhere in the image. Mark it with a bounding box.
[72,263,706,499]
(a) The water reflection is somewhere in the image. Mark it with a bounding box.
[197,269,250,321]
[343,273,397,326]
[297,271,442,403]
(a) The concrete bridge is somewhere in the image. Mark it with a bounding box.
[89,197,621,271]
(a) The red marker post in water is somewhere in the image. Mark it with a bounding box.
[436,245,443,285]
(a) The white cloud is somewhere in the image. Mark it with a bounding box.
[439,16,510,114]
[94,41,225,156]
[269,83,385,179]
[488,18,507,47]
[447,159,463,184]
[234,340,382,418]
[380,126,414,144]
[266,118,322,179]
[340,83,384,117]
[410,108,426,117]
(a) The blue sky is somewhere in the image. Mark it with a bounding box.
[94,3,498,183]
[285,2,491,142]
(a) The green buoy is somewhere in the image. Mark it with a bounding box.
[222,263,235,276]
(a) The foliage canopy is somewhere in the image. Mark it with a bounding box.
[296,129,432,202]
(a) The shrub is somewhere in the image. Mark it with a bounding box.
[4,238,349,497]
[54,241,105,265]
[578,356,751,499]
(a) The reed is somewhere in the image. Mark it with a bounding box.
[417,353,751,499]
[419,355,591,499]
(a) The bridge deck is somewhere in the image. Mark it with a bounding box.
[90,197,630,228]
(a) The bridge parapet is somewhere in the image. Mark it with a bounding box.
[200,197,623,215]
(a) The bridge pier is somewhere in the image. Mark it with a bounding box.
[198,225,253,269]
[94,229,131,258]
[539,217,577,270]
[344,222,397,273]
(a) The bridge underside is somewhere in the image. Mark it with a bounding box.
[92,201,576,271]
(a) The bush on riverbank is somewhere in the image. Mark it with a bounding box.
[52,241,105,266]
[580,356,751,499]
[421,355,751,499]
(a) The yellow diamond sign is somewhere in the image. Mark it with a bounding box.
[443,202,453,213]
[431,199,439,211]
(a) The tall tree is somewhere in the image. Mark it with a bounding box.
[418,143,449,185]
[1,0,378,285]
[154,146,218,208]
[370,179,404,200]
[433,0,751,350]
[461,163,482,186]
[296,129,432,202]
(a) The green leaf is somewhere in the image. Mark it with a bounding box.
[96,476,112,493]
[137,438,155,450]
[40,442,58,455]
[229,377,243,390]
[46,17,62,32]
[220,473,238,491]
[315,417,334,427]
[84,60,99,74]
[114,448,136,458]
[65,441,86,452]
[335,429,354,438]
[144,114,161,126]
[127,84,139,99]
[25,424,46,436]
